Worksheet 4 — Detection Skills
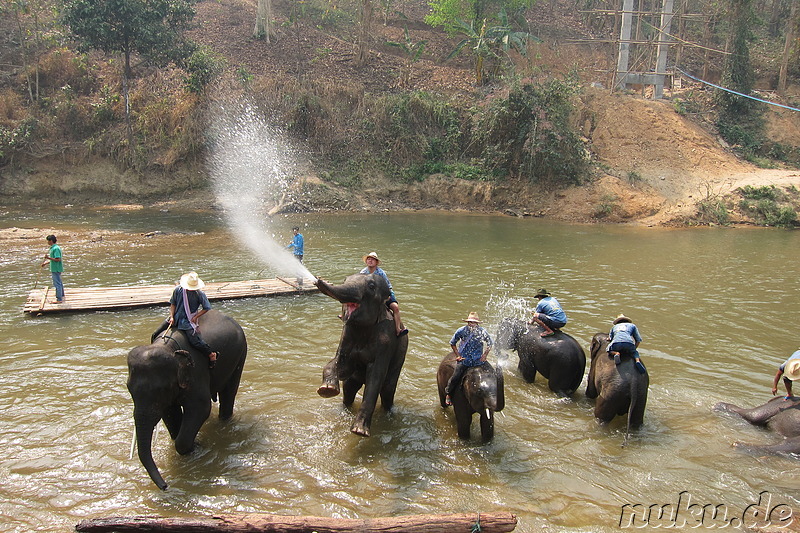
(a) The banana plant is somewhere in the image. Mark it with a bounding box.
[386,26,427,87]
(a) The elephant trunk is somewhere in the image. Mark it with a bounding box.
[135,418,168,490]
[495,364,505,412]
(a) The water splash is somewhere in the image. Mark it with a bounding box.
[207,101,314,282]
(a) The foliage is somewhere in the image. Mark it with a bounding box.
[470,78,590,185]
[626,170,642,184]
[739,198,797,227]
[59,0,197,75]
[385,26,427,87]
[697,198,730,225]
[425,0,533,33]
[594,194,617,218]
[739,184,780,201]
[445,9,538,85]
[716,0,765,156]
[183,46,225,94]
[0,117,39,165]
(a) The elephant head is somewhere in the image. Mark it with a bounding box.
[314,273,407,437]
[126,310,247,490]
[315,274,390,328]
[437,353,505,441]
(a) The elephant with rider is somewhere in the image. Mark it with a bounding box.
[315,272,408,437]
[127,309,247,490]
[496,317,585,396]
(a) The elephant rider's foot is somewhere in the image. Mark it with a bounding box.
[634,358,646,374]
[317,382,340,398]
[540,329,555,337]
[397,328,409,337]
[445,395,452,406]
[208,352,217,368]
[611,352,621,365]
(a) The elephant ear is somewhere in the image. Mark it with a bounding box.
[174,350,194,389]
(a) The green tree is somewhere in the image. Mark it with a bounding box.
[60,0,196,143]
[716,0,764,155]
[425,0,533,33]
[445,9,536,85]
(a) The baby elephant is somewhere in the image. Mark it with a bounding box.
[437,352,504,441]
[714,397,800,456]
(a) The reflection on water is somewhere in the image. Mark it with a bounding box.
[1,208,799,532]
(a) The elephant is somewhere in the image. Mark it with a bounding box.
[315,273,408,437]
[586,332,648,441]
[437,352,504,441]
[126,309,247,490]
[714,397,800,455]
[495,317,586,396]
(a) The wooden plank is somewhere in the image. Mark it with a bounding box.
[23,278,318,315]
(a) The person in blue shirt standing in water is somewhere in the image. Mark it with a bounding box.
[41,234,65,303]
[286,226,304,263]
[529,288,567,337]
[445,311,493,406]
[608,314,645,374]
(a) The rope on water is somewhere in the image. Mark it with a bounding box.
[471,512,482,533]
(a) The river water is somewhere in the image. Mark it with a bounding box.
[1,207,798,532]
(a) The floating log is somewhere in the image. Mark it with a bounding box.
[74,512,518,532]
[23,278,318,315]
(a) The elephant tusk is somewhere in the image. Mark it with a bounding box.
[129,425,136,460]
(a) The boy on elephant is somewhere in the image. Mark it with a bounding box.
[608,314,645,374]
[360,252,408,337]
[529,288,567,337]
[771,351,800,400]
[445,311,493,406]
[152,271,218,368]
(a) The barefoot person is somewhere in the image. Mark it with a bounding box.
[772,351,800,400]
[608,314,645,374]
[158,272,219,368]
[360,252,407,337]
[445,311,493,406]
[41,234,65,303]
[529,289,567,337]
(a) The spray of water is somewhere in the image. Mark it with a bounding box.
[208,101,315,282]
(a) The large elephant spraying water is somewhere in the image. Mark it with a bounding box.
[126,310,247,490]
[586,332,648,440]
[496,317,585,396]
[714,397,800,455]
[315,273,408,437]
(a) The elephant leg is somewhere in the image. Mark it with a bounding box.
[518,359,537,383]
[218,359,244,420]
[593,398,619,424]
[379,371,401,412]
[714,401,778,426]
[735,436,800,455]
[351,363,388,437]
[162,404,183,439]
[455,409,472,439]
[174,399,212,455]
[628,395,647,428]
[317,357,340,398]
[480,409,495,441]
[342,375,363,407]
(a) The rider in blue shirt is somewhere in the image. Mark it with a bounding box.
[360,252,407,337]
[445,311,493,406]
[529,289,567,337]
[608,314,645,374]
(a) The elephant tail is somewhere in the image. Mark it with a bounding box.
[623,376,643,447]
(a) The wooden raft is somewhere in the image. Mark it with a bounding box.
[23,277,318,315]
[75,512,518,532]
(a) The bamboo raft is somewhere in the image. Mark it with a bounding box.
[23,277,318,315]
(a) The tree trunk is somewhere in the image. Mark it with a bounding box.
[75,512,518,532]
[356,0,373,67]
[253,0,272,42]
[778,0,798,93]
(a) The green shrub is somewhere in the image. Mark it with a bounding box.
[697,199,729,225]
[739,184,779,201]
[184,47,225,94]
[471,78,589,186]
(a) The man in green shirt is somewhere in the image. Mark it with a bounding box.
[41,234,64,303]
